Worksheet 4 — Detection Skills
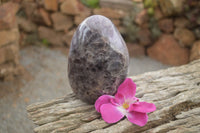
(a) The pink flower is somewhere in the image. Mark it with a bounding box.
[95,78,156,126]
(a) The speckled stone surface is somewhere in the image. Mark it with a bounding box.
[68,15,129,104]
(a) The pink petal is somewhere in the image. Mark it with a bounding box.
[95,95,113,112]
[116,78,136,99]
[114,93,124,105]
[129,102,156,113]
[127,111,148,126]
[100,103,124,123]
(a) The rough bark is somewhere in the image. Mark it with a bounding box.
[27,59,200,133]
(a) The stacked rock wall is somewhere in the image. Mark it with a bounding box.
[122,0,200,65]
[13,0,200,66]
[0,2,21,81]
[18,0,126,48]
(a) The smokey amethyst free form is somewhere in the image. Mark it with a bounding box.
[68,15,129,104]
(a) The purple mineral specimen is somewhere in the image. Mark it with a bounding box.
[68,15,129,104]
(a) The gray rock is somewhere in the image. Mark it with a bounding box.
[68,15,129,104]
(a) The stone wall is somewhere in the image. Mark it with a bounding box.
[17,0,126,48]
[14,0,200,66]
[122,0,200,65]
[0,2,21,81]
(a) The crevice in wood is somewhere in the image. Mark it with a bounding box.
[167,101,200,120]
[129,102,200,133]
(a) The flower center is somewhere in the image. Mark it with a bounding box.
[122,102,129,109]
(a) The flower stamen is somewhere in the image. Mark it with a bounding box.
[122,102,129,109]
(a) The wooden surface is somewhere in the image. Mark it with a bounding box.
[27,59,200,133]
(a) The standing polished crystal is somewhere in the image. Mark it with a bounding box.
[68,15,129,104]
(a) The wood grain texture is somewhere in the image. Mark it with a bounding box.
[27,59,200,133]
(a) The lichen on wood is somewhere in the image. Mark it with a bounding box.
[27,59,200,133]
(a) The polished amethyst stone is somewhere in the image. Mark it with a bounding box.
[68,15,129,104]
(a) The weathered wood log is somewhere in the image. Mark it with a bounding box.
[27,59,200,133]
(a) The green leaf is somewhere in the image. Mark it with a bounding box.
[147,7,154,16]
[42,39,50,46]
[81,0,99,8]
